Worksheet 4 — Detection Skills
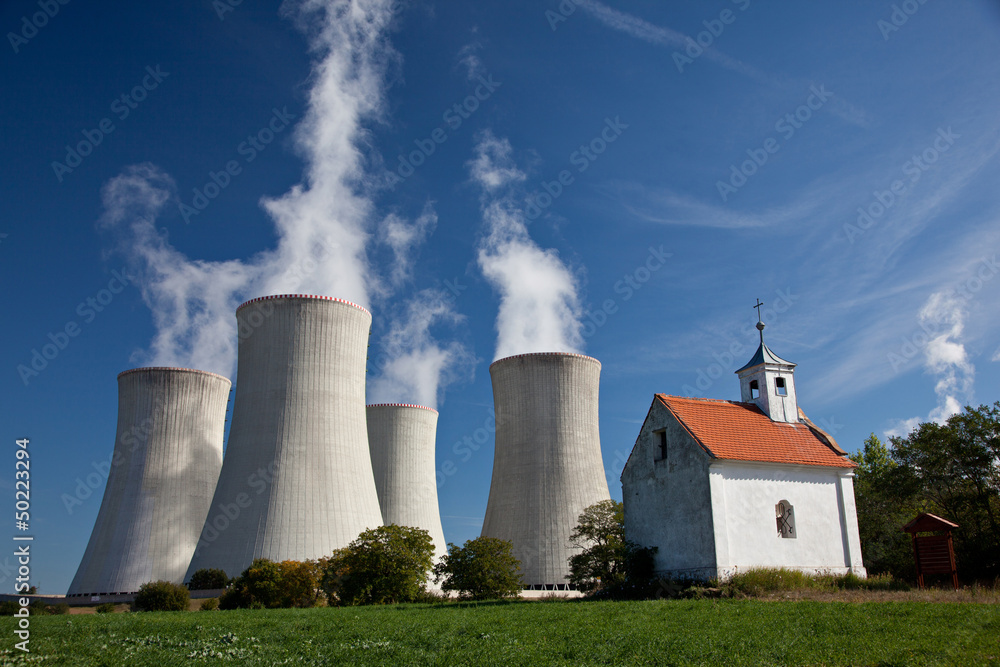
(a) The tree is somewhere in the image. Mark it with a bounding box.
[277,559,323,608]
[219,558,284,609]
[188,568,229,590]
[323,525,435,605]
[568,499,628,592]
[434,536,523,600]
[850,434,920,579]
[567,499,658,597]
[888,404,1000,580]
[132,580,189,612]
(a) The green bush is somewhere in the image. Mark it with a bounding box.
[132,580,190,612]
[324,526,435,606]
[188,568,229,590]
[721,568,911,597]
[199,598,219,611]
[95,602,117,614]
[0,601,19,615]
[434,536,523,600]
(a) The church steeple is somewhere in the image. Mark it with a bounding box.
[735,300,799,423]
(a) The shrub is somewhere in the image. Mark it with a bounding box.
[95,602,116,614]
[434,536,523,600]
[188,568,229,590]
[132,580,190,612]
[199,598,219,611]
[324,526,435,606]
[721,568,911,597]
[0,601,19,615]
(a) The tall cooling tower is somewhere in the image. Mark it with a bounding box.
[185,295,383,581]
[366,404,448,562]
[481,352,611,590]
[67,367,230,596]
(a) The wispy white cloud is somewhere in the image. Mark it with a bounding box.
[457,40,485,81]
[575,0,769,84]
[469,131,584,360]
[377,202,436,289]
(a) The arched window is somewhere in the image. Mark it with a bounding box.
[776,500,795,538]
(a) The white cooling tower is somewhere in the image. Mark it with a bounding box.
[481,352,611,590]
[67,367,230,597]
[184,295,382,580]
[366,404,448,562]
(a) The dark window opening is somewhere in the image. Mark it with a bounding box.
[749,379,759,399]
[656,429,667,461]
[775,377,787,396]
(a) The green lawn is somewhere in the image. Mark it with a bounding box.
[2,599,998,666]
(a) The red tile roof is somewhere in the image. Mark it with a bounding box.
[656,394,856,468]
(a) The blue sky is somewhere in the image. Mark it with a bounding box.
[3,0,999,594]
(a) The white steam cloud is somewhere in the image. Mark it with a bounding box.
[885,290,975,438]
[469,131,584,360]
[98,0,469,408]
[367,290,474,409]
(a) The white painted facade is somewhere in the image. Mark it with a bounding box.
[709,461,865,578]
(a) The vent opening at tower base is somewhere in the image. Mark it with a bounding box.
[523,583,579,591]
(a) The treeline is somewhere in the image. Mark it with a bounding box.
[851,402,1000,583]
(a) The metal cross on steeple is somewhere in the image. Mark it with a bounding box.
[753,298,766,344]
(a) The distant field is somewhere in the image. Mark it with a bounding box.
[2,599,998,666]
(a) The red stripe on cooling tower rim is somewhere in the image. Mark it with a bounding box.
[236,294,371,316]
[489,351,601,369]
[117,367,232,382]
[366,403,439,414]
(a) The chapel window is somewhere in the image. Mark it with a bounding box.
[776,500,796,538]
[749,380,759,399]
[775,377,787,396]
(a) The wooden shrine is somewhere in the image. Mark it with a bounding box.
[902,513,959,590]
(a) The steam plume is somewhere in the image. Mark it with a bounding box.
[469,131,584,360]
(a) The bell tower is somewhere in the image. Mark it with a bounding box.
[735,299,798,423]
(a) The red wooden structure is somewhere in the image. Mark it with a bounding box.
[902,513,959,590]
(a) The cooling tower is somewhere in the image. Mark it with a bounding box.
[67,367,230,597]
[185,295,382,581]
[366,404,448,562]
[481,352,611,590]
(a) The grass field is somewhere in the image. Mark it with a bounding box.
[1,598,998,666]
